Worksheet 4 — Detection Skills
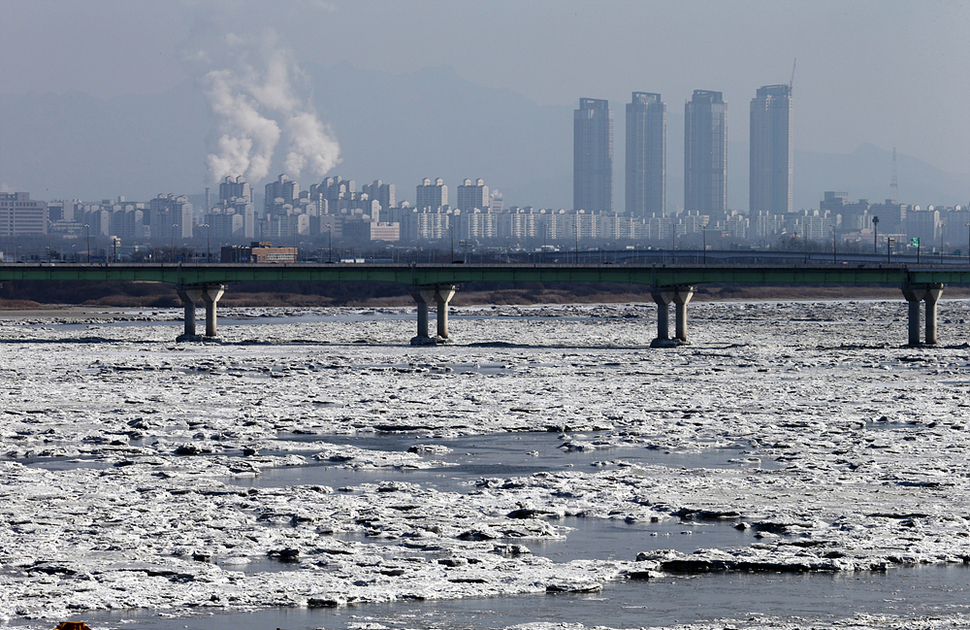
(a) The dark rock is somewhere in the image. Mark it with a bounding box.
[268,548,300,561]
[438,557,468,567]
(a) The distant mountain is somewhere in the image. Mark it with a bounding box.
[792,143,968,210]
[302,62,572,209]
[0,86,210,201]
[1,65,966,212]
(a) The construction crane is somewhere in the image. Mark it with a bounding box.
[789,58,796,94]
[891,147,899,204]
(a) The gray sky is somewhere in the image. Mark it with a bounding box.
[3,0,969,177]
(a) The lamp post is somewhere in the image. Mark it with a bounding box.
[701,228,721,265]
[171,224,178,263]
[84,224,90,264]
[47,221,53,262]
[574,216,580,264]
[832,224,837,264]
[327,223,333,263]
[872,216,879,256]
[940,222,945,263]
[966,223,970,265]
[671,223,676,263]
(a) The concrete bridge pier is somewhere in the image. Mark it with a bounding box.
[673,286,695,343]
[410,284,458,345]
[434,285,457,339]
[651,285,694,346]
[902,283,944,346]
[176,285,203,338]
[200,284,226,338]
[651,287,674,345]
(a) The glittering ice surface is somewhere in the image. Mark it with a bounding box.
[3,299,970,630]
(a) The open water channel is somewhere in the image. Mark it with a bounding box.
[67,564,970,630]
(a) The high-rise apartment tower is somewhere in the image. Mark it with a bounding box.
[684,90,728,214]
[749,84,792,215]
[416,178,448,211]
[456,178,489,211]
[573,98,613,213]
[625,92,666,217]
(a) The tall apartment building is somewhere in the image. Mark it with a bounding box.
[625,92,666,217]
[212,176,255,239]
[684,90,728,215]
[750,84,792,215]
[310,176,356,214]
[416,178,448,211]
[219,176,252,206]
[149,194,194,240]
[573,98,613,213]
[0,192,48,236]
[265,173,300,215]
[361,180,395,211]
[456,178,489,211]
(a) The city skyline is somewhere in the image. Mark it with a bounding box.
[1,2,967,211]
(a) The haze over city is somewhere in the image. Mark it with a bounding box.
[2,0,967,212]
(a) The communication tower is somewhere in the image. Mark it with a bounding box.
[890,147,899,204]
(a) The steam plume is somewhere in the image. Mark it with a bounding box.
[195,30,340,184]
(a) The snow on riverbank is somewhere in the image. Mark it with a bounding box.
[1,300,969,628]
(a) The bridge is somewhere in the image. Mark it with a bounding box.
[1,261,968,346]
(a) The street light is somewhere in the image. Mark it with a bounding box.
[171,224,178,263]
[872,216,879,256]
[701,227,721,265]
[327,223,333,263]
[574,217,580,264]
[940,222,945,263]
[831,224,837,263]
[966,223,970,266]
[670,223,676,263]
[83,224,90,264]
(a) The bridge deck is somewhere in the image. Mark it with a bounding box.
[1,262,969,287]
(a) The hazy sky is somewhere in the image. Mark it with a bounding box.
[4,0,969,177]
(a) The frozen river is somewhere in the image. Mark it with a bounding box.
[2,299,970,630]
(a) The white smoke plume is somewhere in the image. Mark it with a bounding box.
[194,30,340,184]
